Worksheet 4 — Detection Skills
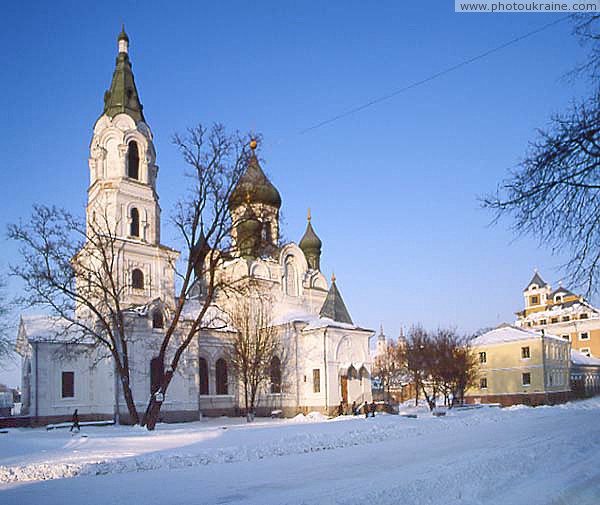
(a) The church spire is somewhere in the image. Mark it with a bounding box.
[102,25,145,123]
[319,275,353,324]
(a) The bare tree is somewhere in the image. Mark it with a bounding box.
[0,276,14,366]
[433,329,478,408]
[484,15,600,296]
[8,206,144,422]
[9,124,253,430]
[372,341,403,402]
[402,325,429,408]
[141,124,252,430]
[402,326,477,411]
[226,287,283,421]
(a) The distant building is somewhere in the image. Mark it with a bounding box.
[570,349,600,398]
[515,271,600,358]
[466,324,571,406]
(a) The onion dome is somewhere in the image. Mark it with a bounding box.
[236,204,262,258]
[299,208,322,271]
[118,24,129,43]
[229,142,281,210]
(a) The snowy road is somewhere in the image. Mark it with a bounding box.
[1,402,600,504]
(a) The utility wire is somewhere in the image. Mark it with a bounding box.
[299,15,573,135]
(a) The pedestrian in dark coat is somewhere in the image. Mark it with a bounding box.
[370,401,376,417]
[337,401,344,417]
[351,401,357,416]
[70,409,80,433]
[363,401,369,418]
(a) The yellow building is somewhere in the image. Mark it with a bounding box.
[466,324,571,406]
[515,272,600,358]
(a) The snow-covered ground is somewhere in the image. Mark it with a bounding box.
[1,400,600,504]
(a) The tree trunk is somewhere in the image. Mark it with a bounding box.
[120,376,139,425]
[142,371,174,430]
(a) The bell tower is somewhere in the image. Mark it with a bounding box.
[81,27,178,310]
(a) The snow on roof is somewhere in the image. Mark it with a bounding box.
[571,349,600,366]
[271,309,370,332]
[19,315,91,344]
[180,300,235,331]
[472,324,565,347]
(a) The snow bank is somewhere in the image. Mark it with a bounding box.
[2,398,600,485]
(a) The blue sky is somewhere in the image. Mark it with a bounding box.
[0,2,592,386]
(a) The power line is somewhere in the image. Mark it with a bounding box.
[299,15,572,135]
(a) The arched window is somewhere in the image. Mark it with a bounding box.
[130,207,140,237]
[270,356,281,394]
[132,268,144,289]
[347,366,358,380]
[261,221,272,243]
[285,256,297,297]
[127,141,140,180]
[216,358,228,395]
[152,310,164,329]
[199,357,209,395]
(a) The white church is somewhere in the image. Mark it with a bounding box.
[15,28,374,424]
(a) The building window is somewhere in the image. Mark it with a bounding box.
[479,352,487,364]
[130,207,140,237]
[531,295,539,305]
[580,313,589,320]
[551,317,558,324]
[555,295,562,303]
[199,357,209,395]
[284,256,298,297]
[216,358,228,395]
[580,348,591,357]
[152,310,164,329]
[127,141,140,180]
[270,356,281,394]
[562,334,570,341]
[261,221,272,244]
[540,319,547,325]
[479,377,488,389]
[527,322,532,327]
[61,371,74,398]
[522,372,531,386]
[313,369,321,393]
[132,269,144,289]
[521,346,530,359]
[562,316,570,322]
[580,332,590,341]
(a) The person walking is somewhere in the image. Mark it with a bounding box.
[370,401,376,417]
[337,401,344,417]
[351,401,357,416]
[363,401,369,418]
[70,409,80,433]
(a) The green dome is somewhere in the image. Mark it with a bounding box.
[299,213,322,270]
[229,154,281,210]
[299,221,322,253]
[118,25,129,42]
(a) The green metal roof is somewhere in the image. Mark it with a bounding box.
[299,220,322,253]
[319,280,353,324]
[229,153,281,210]
[102,29,145,123]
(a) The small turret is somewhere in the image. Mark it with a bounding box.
[299,208,322,270]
